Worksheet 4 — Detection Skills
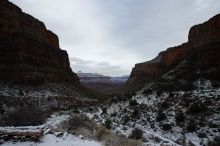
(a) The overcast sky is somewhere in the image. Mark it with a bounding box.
[10,0,220,76]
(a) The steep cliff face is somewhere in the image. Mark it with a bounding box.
[127,43,189,89]
[188,14,220,68]
[126,14,220,90]
[0,0,79,85]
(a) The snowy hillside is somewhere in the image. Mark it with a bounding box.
[80,79,220,146]
[0,112,102,146]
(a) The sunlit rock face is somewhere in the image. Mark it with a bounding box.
[126,14,220,90]
[0,0,79,85]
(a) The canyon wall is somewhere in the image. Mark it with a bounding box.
[0,0,79,85]
[126,14,220,90]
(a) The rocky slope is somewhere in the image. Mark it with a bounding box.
[81,78,220,146]
[0,0,79,85]
[126,14,220,91]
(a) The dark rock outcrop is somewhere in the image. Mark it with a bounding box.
[0,0,79,85]
[126,14,220,90]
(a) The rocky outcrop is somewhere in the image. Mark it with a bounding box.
[0,0,79,85]
[126,14,220,90]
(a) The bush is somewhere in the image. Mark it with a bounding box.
[102,108,107,115]
[132,108,140,118]
[160,101,170,109]
[175,111,185,126]
[208,136,220,146]
[188,102,208,114]
[129,99,138,106]
[0,106,47,126]
[0,106,5,114]
[68,114,94,131]
[129,128,143,139]
[198,132,207,138]
[156,111,166,122]
[123,92,133,100]
[142,89,152,95]
[122,115,130,125]
[162,123,172,131]
[131,91,136,96]
[105,119,112,129]
[169,92,175,97]
[156,90,163,96]
[110,97,119,103]
[186,120,197,132]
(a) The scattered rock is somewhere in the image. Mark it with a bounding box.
[54,132,63,137]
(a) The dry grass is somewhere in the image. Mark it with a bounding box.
[0,105,47,126]
[64,113,142,146]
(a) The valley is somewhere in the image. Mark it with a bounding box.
[0,0,220,146]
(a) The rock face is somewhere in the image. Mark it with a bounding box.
[77,72,112,85]
[0,0,79,85]
[126,14,220,90]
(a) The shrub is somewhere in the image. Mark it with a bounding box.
[95,126,108,141]
[169,92,175,97]
[129,128,143,139]
[162,123,172,131]
[198,132,207,138]
[156,90,163,96]
[102,108,107,115]
[129,99,138,106]
[131,91,136,96]
[188,102,208,114]
[175,111,185,126]
[68,114,94,131]
[105,119,112,129]
[0,106,5,114]
[123,92,133,100]
[0,106,47,126]
[208,136,220,146]
[156,111,166,122]
[122,115,130,125]
[160,101,170,109]
[110,97,119,103]
[132,108,140,118]
[142,89,152,95]
[186,120,197,132]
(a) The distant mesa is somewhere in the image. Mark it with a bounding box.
[77,71,128,85]
[77,71,128,91]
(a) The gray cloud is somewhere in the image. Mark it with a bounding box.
[10,0,220,76]
[70,57,129,76]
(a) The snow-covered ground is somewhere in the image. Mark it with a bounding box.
[80,79,220,146]
[0,112,102,146]
[2,133,102,146]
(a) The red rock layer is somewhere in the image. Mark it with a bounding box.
[0,0,79,84]
[126,14,220,89]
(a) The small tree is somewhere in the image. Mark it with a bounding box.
[129,128,143,139]
[175,111,185,126]
[105,119,112,129]
[142,89,152,95]
[156,111,166,122]
[129,99,138,106]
